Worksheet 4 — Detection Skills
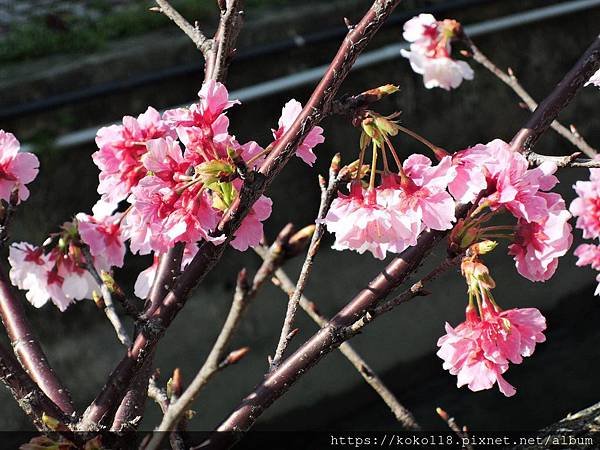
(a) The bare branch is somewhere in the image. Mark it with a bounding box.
[154,0,212,57]
[255,245,420,430]
[143,269,251,450]
[270,156,348,370]
[510,34,600,152]
[436,407,473,450]
[467,40,597,157]
[0,268,75,416]
[526,151,600,169]
[82,247,132,348]
[205,0,245,82]
[0,342,71,430]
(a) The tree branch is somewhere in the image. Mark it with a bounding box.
[204,32,600,448]
[467,40,597,157]
[79,0,403,431]
[510,34,600,152]
[270,156,348,370]
[153,0,212,57]
[526,151,600,169]
[256,245,420,430]
[82,247,132,348]
[0,341,71,430]
[0,268,75,416]
[205,0,245,82]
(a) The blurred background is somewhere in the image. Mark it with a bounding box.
[0,0,599,438]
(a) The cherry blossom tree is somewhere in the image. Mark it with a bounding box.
[1,1,600,449]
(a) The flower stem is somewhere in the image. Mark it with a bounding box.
[369,142,379,190]
[395,124,448,159]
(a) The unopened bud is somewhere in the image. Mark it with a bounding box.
[42,412,67,432]
[470,240,497,255]
[287,225,316,257]
[92,290,105,309]
[330,153,342,173]
[436,407,449,421]
[220,347,251,368]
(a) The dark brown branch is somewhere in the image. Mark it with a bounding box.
[153,0,212,57]
[0,268,75,416]
[79,0,402,431]
[436,407,473,450]
[510,34,600,152]
[270,156,348,370]
[205,0,245,82]
[467,40,597,157]
[203,33,600,448]
[0,341,70,430]
[257,246,420,430]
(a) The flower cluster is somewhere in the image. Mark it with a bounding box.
[450,139,572,282]
[437,258,546,396]
[0,130,39,204]
[323,114,456,260]
[7,83,325,310]
[8,226,109,312]
[570,167,600,294]
[401,14,474,90]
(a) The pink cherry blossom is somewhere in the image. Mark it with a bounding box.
[231,193,273,251]
[570,168,600,239]
[323,185,399,260]
[76,212,126,268]
[401,50,474,90]
[8,242,102,312]
[0,130,40,203]
[93,107,172,211]
[401,15,473,91]
[448,145,489,204]
[574,243,600,270]
[585,68,600,87]
[273,99,325,166]
[398,154,457,230]
[508,192,572,282]
[461,139,558,222]
[437,300,546,397]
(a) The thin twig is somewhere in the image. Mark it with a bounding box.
[82,247,132,347]
[526,151,600,168]
[255,245,420,430]
[270,156,348,370]
[148,373,185,450]
[467,40,598,157]
[436,407,474,450]
[153,0,212,57]
[143,270,251,450]
[205,0,244,82]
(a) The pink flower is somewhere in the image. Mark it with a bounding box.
[123,137,221,254]
[586,68,600,87]
[76,212,126,268]
[231,193,273,251]
[437,301,546,397]
[570,168,600,239]
[401,50,474,90]
[574,243,600,270]
[397,154,457,230]
[0,130,40,203]
[462,139,558,222]
[508,192,572,282]
[93,107,172,211]
[401,15,473,90]
[8,242,102,311]
[448,146,489,204]
[323,185,399,260]
[273,99,325,166]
